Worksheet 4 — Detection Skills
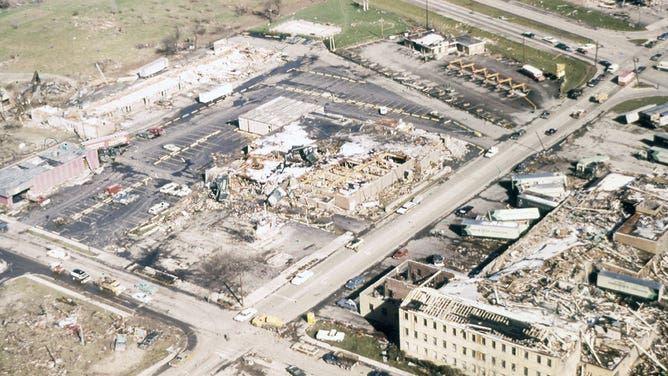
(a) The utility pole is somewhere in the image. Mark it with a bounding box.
[426,0,429,30]
[633,57,641,86]
[239,274,244,306]
[594,41,599,67]
[522,36,526,64]
[535,131,546,152]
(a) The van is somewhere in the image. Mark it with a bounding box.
[657,61,668,72]
[606,63,619,73]
[345,275,367,290]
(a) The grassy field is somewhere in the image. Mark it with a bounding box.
[443,0,592,44]
[259,0,411,48]
[611,96,668,113]
[370,0,595,91]
[515,0,643,31]
[0,0,319,79]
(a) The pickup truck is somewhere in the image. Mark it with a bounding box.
[94,277,126,296]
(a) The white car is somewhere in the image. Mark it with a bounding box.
[291,270,314,285]
[131,292,153,304]
[148,201,170,215]
[542,36,557,44]
[163,144,181,153]
[233,308,258,322]
[47,247,70,260]
[70,268,91,283]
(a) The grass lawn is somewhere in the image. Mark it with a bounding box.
[0,0,318,78]
[515,0,643,31]
[611,96,668,113]
[261,0,411,48]
[442,0,592,44]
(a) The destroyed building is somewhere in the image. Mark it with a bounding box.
[237,96,324,135]
[399,287,581,376]
[359,260,451,330]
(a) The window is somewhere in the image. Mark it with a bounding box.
[433,337,437,345]
[433,322,437,330]
[537,355,542,364]
[471,350,476,358]
[511,363,516,372]
[502,360,506,369]
[463,347,467,355]
[547,359,552,367]
[502,344,506,352]
[481,353,486,361]
[524,367,528,376]
[443,324,447,333]
[442,340,447,348]
[423,333,428,342]
[404,312,408,320]
[404,328,409,335]
[369,304,374,311]
[482,338,486,346]
[423,318,427,326]
[537,372,541,376]
[492,357,496,366]
[511,347,516,356]
[452,328,457,336]
[472,334,476,342]
[414,316,417,323]
[525,351,529,359]
[462,332,467,340]
[452,343,457,351]
[492,341,496,349]
[414,331,418,339]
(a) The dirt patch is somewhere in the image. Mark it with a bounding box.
[271,19,341,37]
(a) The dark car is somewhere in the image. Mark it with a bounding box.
[430,254,445,266]
[587,78,600,87]
[567,88,583,99]
[540,111,550,119]
[510,128,526,140]
[521,31,535,38]
[576,47,588,54]
[644,40,658,49]
[555,42,571,51]
[345,275,367,290]
[368,371,390,376]
[658,32,668,41]
[336,298,358,311]
[599,60,611,67]
[323,352,339,365]
[637,66,646,73]
[139,332,161,349]
[650,53,663,61]
[545,128,557,135]
[286,365,307,376]
[455,205,474,216]
[0,220,8,232]
[514,162,528,173]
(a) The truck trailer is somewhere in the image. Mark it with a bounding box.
[198,84,233,103]
[520,64,545,81]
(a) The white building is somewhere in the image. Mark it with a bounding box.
[399,287,581,376]
[237,97,323,135]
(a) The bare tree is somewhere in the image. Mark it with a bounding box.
[159,27,181,55]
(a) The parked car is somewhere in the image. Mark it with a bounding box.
[286,365,307,376]
[345,238,364,251]
[0,220,8,232]
[233,308,258,322]
[510,128,526,140]
[163,144,181,152]
[368,371,390,376]
[545,128,558,136]
[521,31,535,38]
[540,111,550,119]
[644,40,658,49]
[650,53,663,61]
[392,248,409,259]
[139,332,161,349]
[291,270,314,285]
[637,66,647,73]
[587,78,600,87]
[567,88,583,99]
[323,351,339,365]
[514,162,528,173]
[345,275,367,290]
[168,351,190,367]
[70,269,90,283]
[599,60,611,67]
[148,201,170,215]
[455,205,474,216]
[430,254,445,267]
[658,32,668,41]
[336,299,358,312]
[576,47,588,54]
[555,42,571,51]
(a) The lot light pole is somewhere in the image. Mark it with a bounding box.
[633,57,641,86]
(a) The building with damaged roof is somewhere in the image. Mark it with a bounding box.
[399,287,581,376]
[0,142,99,207]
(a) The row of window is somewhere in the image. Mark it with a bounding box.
[403,324,552,368]
[404,340,552,376]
